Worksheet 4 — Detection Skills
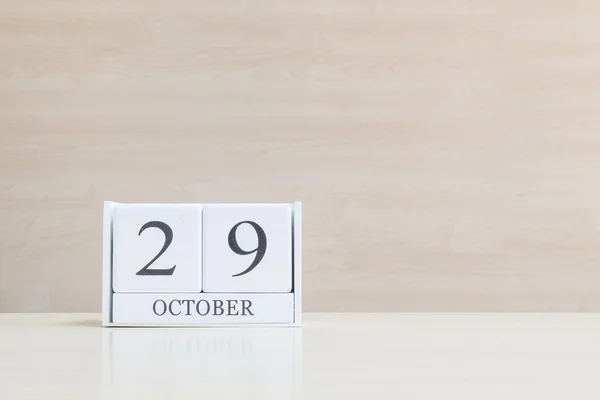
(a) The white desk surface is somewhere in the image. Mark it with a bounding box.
[1,313,599,399]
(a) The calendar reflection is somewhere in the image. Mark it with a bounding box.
[102,327,302,391]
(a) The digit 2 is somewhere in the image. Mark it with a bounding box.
[136,221,176,276]
[228,221,267,277]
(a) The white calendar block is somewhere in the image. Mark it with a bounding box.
[112,204,203,293]
[112,293,293,325]
[102,201,302,327]
[203,204,293,293]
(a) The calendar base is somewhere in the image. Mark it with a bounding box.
[111,293,294,326]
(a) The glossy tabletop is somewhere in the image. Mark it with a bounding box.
[1,313,599,399]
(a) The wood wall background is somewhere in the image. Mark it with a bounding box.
[2,0,600,312]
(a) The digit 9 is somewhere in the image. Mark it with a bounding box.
[228,221,267,277]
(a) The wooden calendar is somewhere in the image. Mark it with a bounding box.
[102,201,302,327]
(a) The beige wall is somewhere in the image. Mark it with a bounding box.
[2,1,600,312]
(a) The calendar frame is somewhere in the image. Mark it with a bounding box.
[102,201,302,327]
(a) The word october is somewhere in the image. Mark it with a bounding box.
[153,298,254,317]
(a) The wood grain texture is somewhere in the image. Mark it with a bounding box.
[2,1,600,312]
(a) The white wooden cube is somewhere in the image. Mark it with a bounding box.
[102,201,302,327]
[203,203,293,293]
[112,203,203,293]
